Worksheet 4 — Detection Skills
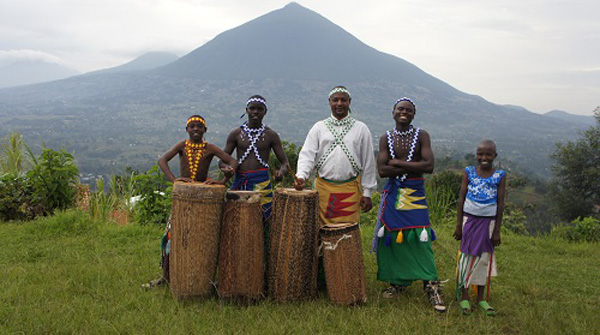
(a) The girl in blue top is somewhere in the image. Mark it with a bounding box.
[454,140,506,316]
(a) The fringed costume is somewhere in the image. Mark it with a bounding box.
[374,177,439,285]
[373,125,440,286]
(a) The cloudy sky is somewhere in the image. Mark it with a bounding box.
[1,0,598,115]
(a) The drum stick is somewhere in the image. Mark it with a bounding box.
[287,166,300,184]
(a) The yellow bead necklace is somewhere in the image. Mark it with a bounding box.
[184,140,206,180]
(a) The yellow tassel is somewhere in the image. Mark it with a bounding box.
[396,230,403,243]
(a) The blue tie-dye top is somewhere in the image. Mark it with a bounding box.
[465,166,505,205]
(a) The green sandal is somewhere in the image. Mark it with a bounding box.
[477,300,496,316]
[459,300,471,315]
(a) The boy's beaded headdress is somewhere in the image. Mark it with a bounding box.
[246,97,267,109]
[186,116,206,126]
[329,87,351,99]
[394,97,417,111]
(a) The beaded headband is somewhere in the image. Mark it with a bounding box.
[186,117,206,126]
[328,87,351,99]
[246,97,267,109]
[394,97,417,111]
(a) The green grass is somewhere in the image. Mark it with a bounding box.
[1,210,598,334]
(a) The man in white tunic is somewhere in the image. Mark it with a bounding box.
[294,86,377,225]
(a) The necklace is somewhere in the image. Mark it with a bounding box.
[393,126,414,150]
[386,126,420,182]
[238,122,269,168]
[184,139,206,180]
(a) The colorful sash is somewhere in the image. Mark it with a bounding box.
[314,176,361,226]
[231,168,273,221]
[379,178,430,231]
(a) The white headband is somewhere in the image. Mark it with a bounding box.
[246,97,267,109]
[328,87,351,99]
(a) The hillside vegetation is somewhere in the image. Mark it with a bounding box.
[1,210,598,334]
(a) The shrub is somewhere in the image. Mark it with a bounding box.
[132,165,172,225]
[502,204,528,235]
[551,217,600,242]
[27,148,79,215]
[0,173,38,221]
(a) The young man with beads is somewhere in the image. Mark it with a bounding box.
[220,95,290,222]
[143,115,237,288]
[372,98,446,312]
[294,86,377,227]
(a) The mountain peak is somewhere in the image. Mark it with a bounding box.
[157,3,430,83]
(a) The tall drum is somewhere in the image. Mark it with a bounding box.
[170,182,226,299]
[268,188,319,302]
[218,190,264,301]
[321,222,367,305]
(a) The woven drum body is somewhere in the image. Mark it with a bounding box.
[218,191,264,301]
[268,188,319,302]
[321,222,367,305]
[170,182,226,299]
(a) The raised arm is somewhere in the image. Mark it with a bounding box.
[218,128,238,171]
[158,141,184,183]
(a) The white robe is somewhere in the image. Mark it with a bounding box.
[296,115,377,198]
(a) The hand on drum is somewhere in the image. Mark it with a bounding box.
[220,165,234,178]
[360,196,373,212]
[274,168,286,182]
[175,177,193,183]
[204,179,225,185]
[294,177,305,191]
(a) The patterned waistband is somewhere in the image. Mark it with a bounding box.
[317,174,358,184]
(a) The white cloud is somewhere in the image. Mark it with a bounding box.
[0,0,598,115]
[0,49,66,66]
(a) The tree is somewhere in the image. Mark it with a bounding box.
[550,107,600,220]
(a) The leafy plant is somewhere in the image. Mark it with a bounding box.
[26,148,79,215]
[0,173,37,221]
[502,204,528,235]
[132,165,172,225]
[0,132,27,175]
[551,216,600,242]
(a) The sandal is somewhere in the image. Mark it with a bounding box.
[477,300,496,316]
[141,277,166,289]
[382,284,406,298]
[424,281,447,313]
[459,300,471,315]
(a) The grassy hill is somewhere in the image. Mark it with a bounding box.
[1,209,597,334]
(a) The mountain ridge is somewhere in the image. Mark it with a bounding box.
[0,3,587,178]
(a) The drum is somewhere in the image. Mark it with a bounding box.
[169,182,226,299]
[268,188,319,302]
[321,222,367,305]
[218,190,264,301]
